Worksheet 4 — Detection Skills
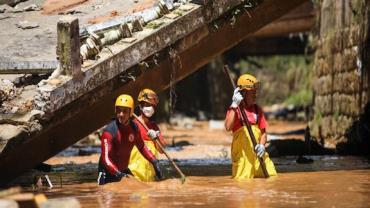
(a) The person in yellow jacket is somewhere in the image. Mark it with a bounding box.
[224,74,277,179]
[128,89,167,182]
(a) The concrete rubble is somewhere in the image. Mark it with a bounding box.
[0,0,308,184]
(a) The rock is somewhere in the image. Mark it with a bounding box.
[169,113,195,129]
[47,78,61,86]
[39,197,80,208]
[0,14,11,19]
[0,124,28,153]
[0,199,18,208]
[0,124,27,141]
[11,7,22,13]
[23,84,37,91]
[14,109,44,122]
[0,79,16,103]
[10,106,19,113]
[0,4,13,13]
[209,120,224,129]
[0,0,27,7]
[58,10,82,15]
[23,4,39,12]
[16,21,39,29]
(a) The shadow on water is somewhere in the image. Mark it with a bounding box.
[268,139,334,157]
[8,155,370,188]
[269,128,306,136]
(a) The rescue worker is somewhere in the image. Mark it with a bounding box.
[224,74,277,179]
[98,94,162,185]
[128,89,167,182]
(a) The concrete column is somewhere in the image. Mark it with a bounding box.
[57,17,81,77]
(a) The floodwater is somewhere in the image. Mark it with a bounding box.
[10,121,370,207]
[26,156,370,208]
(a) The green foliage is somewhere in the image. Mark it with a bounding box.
[236,55,313,106]
[285,89,313,106]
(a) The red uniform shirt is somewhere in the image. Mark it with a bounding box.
[226,104,267,133]
[100,120,155,175]
[133,118,165,144]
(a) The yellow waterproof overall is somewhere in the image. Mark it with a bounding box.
[232,125,277,179]
[128,141,158,182]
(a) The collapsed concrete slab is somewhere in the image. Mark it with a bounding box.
[0,0,308,185]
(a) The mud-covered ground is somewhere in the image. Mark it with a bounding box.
[0,0,156,62]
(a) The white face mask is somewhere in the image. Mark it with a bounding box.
[142,106,155,118]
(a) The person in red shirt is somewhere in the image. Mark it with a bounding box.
[98,94,162,185]
[128,89,167,182]
[224,74,277,179]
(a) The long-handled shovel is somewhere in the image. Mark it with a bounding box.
[133,114,187,184]
[223,65,269,178]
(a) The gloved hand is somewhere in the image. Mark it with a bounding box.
[147,129,160,140]
[151,159,163,181]
[230,87,243,108]
[254,144,265,158]
[115,171,128,179]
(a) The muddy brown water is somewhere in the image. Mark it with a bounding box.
[15,156,370,207]
[41,170,370,208]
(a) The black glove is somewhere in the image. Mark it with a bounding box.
[114,171,127,179]
[151,159,163,180]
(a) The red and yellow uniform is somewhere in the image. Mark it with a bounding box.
[128,119,165,182]
[99,119,156,184]
[226,105,277,179]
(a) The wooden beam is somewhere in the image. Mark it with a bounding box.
[0,0,307,185]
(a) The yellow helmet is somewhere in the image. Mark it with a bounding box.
[237,74,259,90]
[137,88,159,106]
[115,94,134,116]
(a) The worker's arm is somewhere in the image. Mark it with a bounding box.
[100,131,120,175]
[224,108,237,131]
[225,87,243,131]
[259,129,267,145]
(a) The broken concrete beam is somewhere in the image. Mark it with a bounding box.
[0,0,309,185]
[57,17,81,77]
[0,61,57,74]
